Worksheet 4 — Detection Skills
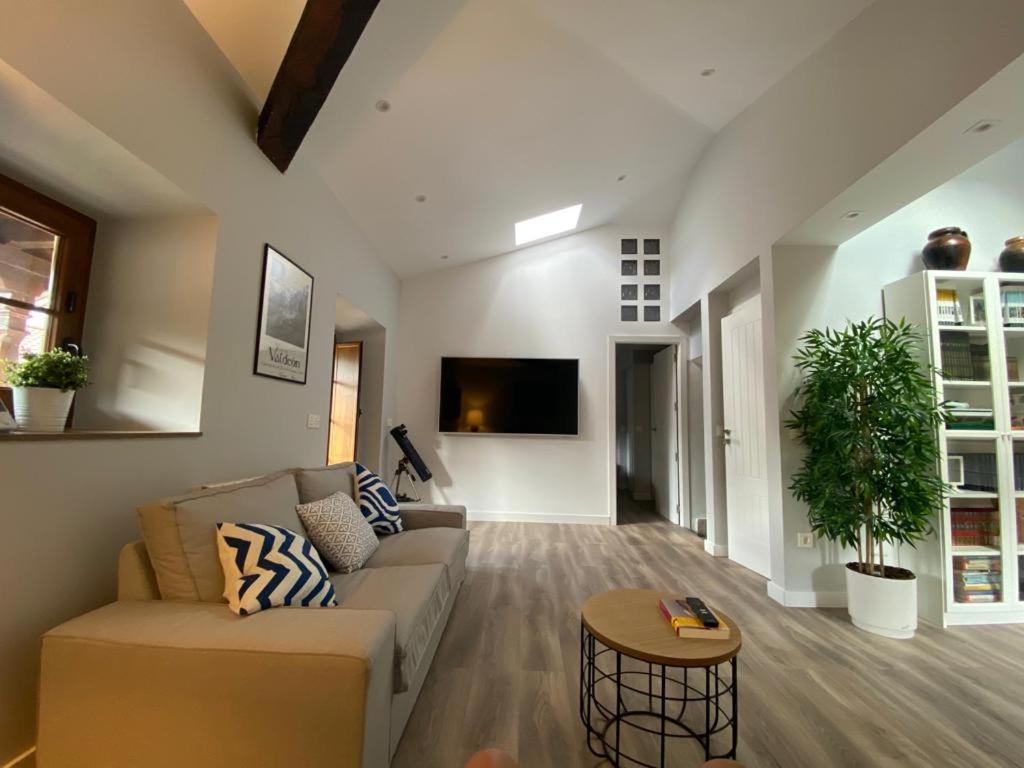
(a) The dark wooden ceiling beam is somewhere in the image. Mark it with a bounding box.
[257,0,381,173]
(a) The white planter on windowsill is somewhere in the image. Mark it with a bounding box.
[845,562,917,639]
[12,386,75,432]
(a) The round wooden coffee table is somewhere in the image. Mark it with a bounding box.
[579,589,741,766]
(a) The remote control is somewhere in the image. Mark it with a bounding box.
[685,597,719,628]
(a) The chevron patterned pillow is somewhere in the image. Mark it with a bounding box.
[355,463,403,535]
[296,490,379,573]
[216,523,337,616]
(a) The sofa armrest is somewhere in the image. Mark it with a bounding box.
[38,601,396,768]
[117,540,160,601]
[399,502,467,530]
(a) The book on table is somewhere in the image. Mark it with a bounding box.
[658,597,732,640]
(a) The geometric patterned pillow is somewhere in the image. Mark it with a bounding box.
[355,462,403,535]
[295,491,379,574]
[215,523,337,616]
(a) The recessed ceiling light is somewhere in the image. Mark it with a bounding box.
[700,68,717,77]
[514,204,583,246]
[617,174,628,182]
[375,99,391,113]
[415,194,427,203]
[964,119,999,135]
[841,210,864,220]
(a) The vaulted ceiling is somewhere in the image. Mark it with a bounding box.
[184,0,871,277]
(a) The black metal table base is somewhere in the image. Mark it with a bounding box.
[579,623,738,767]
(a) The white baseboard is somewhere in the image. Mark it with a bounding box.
[467,510,611,525]
[767,581,847,608]
[2,747,34,768]
[703,540,728,557]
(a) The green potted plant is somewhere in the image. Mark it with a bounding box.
[3,349,90,432]
[786,318,947,639]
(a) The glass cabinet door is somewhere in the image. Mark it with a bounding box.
[934,276,997,435]
[946,436,1003,605]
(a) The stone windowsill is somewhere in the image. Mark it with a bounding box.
[0,429,202,442]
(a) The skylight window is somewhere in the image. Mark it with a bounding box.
[514,204,583,246]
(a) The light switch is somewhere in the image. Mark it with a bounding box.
[307,414,321,429]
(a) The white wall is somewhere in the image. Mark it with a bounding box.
[772,138,1024,603]
[668,0,1024,317]
[75,214,217,431]
[0,3,400,761]
[668,0,1024,592]
[396,225,680,524]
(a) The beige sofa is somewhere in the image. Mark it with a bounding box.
[36,463,469,768]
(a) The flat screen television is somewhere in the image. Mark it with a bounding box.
[439,357,579,436]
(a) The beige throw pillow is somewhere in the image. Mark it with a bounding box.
[296,491,379,573]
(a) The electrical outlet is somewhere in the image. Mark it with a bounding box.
[796,532,814,548]
[306,414,321,429]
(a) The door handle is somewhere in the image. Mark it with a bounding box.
[717,426,732,445]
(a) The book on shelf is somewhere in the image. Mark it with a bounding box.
[955,592,1000,603]
[936,289,963,326]
[657,597,732,640]
[950,506,1000,548]
[952,555,1001,572]
[958,582,1000,591]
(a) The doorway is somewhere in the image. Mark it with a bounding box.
[720,295,770,576]
[328,341,362,464]
[612,339,682,526]
[333,295,387,471]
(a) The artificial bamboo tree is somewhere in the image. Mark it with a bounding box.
[787,318,947,577]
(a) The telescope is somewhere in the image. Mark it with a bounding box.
[389,424,432,501]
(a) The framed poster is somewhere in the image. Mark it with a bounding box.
[253,244,314,383]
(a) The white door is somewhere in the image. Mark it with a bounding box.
[721,298,770,577]
[650,346,679,523]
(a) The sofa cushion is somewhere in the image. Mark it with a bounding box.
[295,462,357,505]
[217,523,337,615]
[355,463,403,535]
[332,564,450,692]
[296,491,379,573]
[138,472,302,602]
[363,527,469,591]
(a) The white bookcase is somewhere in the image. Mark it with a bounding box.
[884,270,1024,627]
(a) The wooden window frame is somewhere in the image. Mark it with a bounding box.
[0,172,95,413]
[0,171,96,355]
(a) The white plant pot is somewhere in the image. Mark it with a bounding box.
[846,563,917,639]
[12,386,75,432]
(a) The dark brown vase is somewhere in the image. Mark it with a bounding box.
[921,227,971,270]
[999,236,1024,272]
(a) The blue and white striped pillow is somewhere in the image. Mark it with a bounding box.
[216,523,337,616]
[355,462,403,535]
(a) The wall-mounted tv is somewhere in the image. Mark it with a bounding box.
[439,357,579,436]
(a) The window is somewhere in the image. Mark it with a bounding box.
[0,172,95,375]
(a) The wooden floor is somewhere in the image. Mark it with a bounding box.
[392,495,1024,768]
